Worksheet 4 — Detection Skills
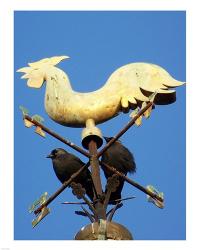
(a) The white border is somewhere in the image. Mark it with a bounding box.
[1,1,188,11]
[1,0,198,249]
[0,3,14,246]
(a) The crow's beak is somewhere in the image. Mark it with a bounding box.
[46,154,53,158]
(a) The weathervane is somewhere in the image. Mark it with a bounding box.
[18,56,184,240]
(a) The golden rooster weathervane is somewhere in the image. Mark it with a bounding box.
[17,56,184,126]
[17,56,185,240]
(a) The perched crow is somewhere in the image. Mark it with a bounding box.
[47,148,94,201]
[101,137,136,204]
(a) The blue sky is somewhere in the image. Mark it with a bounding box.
[14,11,186,240]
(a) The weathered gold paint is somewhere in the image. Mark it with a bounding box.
[17,56,184,128]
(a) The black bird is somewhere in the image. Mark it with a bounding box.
[101,137,136,204]
[47,148,94,201]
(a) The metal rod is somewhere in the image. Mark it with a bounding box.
[100,162,163,203]
[88,140,103,196]
[62,201,88,205]
[110,196,136,203]
[24,115,90,158]
[88,140,106,220]
[62,196,135,205]
[98,102,153,158]
[34,162,90,215]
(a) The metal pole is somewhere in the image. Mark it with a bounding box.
[88,140,106,220]
[88,140,102,196]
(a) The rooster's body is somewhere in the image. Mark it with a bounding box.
[18,56,184,128]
